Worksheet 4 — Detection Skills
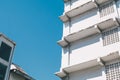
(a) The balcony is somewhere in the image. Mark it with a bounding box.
[66,26,101,42]
[95,0,113,4]
[57,39,69,47]
[55,52,120,78]
[55,71,66,78]
[60,0,97,22]
[58,17,120,47]
[98,17,120,30]
[58,26,100,47]
[61,0,115,22]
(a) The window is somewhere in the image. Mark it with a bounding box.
[0,42,12,61]
[102,28,119,46]
[99,1,114,17]
[105,62,120,80]
[0,63,7,80]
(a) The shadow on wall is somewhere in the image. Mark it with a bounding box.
[71,9,97,26]
[71,0,79,3]
[69,66,103,80]
[71,34,100,50]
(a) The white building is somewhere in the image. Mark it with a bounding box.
[9,63,35,80]
[56,0,120,80]
[0,34,15,80]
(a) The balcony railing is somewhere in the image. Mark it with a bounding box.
[60,0,97,22]
[95,0,113,4]
[61,0,114,22]
[58,17,120,47]
[55,52,120,78]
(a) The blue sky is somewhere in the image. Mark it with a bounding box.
[0,0,63,80]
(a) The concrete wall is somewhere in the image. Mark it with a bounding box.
[64,0,91,12]
[61,0,120,68]
[70,9,98,33]
[63,22,70,37]
[63,1,118,37]
[69,66,106,80]
[116,0,120,16]
[62,58,120,80]
[59,0,120,80]
[9,72,26,80]
[70,31,120,65]
[61,47,69,68]
[64,2,70,12]
[71,0,91,10]
[61,28,120,68]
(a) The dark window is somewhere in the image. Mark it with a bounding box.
[0,42,12,61]
[0,63,7,80]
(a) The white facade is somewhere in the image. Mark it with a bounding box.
[56,0,120,80]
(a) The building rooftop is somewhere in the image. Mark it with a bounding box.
[10,63,35,80]
[0,33,16,46]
